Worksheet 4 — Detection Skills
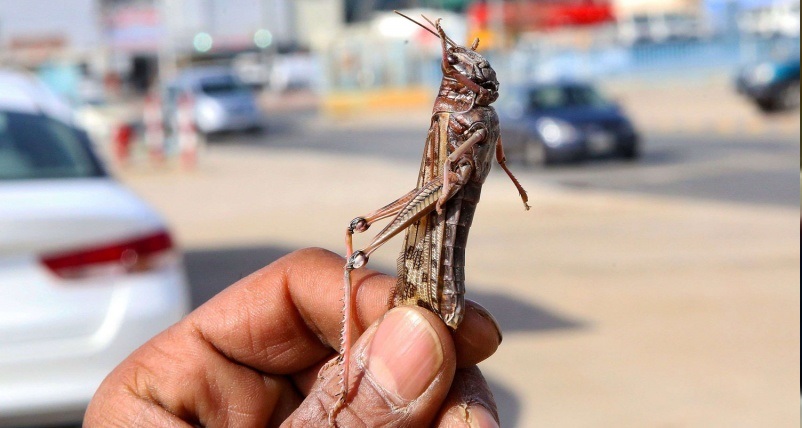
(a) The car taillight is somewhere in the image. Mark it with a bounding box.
[41,230,175,280]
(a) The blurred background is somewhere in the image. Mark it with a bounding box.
[0,0,799,426]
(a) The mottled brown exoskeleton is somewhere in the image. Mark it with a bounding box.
[329,13,529,425]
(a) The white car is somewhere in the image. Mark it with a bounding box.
[166,67,264,135]
[618,13,713,45]
[0,70,191,426]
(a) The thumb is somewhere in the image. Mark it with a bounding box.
[285,306,457,427]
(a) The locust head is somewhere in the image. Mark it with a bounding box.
[395,11,499,106]
[436,21,499,106]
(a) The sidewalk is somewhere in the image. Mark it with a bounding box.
[119,146,799,427]
[604,75,800,137]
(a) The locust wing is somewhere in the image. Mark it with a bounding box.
[394,112,450,313]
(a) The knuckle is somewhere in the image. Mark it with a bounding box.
[290,247,336,261]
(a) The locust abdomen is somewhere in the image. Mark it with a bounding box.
[441,182,481,328]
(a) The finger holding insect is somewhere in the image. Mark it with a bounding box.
[453,300,503,368]
[291,298,503,400]
[289,306,501,428]
[434,366,500,428]
[294,307,502,428]
[231,249,499,372]
[287,306,458,428]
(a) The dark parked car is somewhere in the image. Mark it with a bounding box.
[736,56,800,113]
[499,82,640,166]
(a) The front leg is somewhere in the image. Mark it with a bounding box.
[496,136,531,211]
[438,127,487,214]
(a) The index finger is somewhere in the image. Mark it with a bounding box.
[190,247,502,375]
[188,247,390,375]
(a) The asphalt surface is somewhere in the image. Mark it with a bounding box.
[216,107,799,209]
[114,82,799,427]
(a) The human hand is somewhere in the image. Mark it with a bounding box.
[85,248,503,427]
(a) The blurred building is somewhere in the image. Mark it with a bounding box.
[0,0,101,67]
[613,0,700,16]
[0,0,105,103]
[345,0,472,22]
[107,0,344,87]
[0,0,343,93]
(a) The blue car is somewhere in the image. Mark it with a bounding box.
[499,82,640,166]
[736,56,800,113]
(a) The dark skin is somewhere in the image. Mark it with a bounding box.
[85,248,502,427]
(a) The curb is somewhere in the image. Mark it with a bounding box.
[322,87,431,116]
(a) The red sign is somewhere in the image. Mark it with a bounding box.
[468,1,615,31]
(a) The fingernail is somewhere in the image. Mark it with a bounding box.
[469,301,503,345]
[468,406,500,428]
[366,308,443,401]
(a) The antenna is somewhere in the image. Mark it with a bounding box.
[393,10,456,47]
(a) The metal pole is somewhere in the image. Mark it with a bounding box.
[261,0,276,90]
[0,18,5,65]
[157,0,177,82]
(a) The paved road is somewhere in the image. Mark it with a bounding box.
[214,106,799,209]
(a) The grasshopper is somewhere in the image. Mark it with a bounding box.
[330,12,529,425]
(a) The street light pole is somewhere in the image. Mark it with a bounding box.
[157,0,177,82]
[206,0,216,36]
[0,18,5,66]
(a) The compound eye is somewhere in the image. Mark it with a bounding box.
[447,54,458,65]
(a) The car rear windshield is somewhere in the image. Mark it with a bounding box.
[528,85,609,110]
[0,111,105,180]
[199,75,248,96]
